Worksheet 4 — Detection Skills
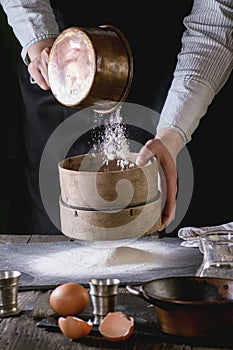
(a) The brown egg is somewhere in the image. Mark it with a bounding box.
[49,283,89,316]
[99,311,134,341]
[58,316,93,339]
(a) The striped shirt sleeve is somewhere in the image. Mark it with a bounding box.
[0,0,59,64]
[157,0,233,143]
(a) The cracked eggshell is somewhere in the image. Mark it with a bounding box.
[58,316,93,339]
[99,311,134,341]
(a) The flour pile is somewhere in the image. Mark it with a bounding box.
[29,237,195,278]
[1,237,202,286]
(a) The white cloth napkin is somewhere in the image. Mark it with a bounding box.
[178,221,233,248]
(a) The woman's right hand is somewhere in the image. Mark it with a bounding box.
[136,128,183,232]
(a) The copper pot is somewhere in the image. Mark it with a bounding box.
[48,25,133,114]
[126,276,233,338]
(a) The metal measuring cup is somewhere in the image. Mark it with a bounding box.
[0,270,21,317]
[89,278,120,325]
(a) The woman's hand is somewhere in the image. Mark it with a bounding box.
[27,38,56,90]
[136,128,183,232]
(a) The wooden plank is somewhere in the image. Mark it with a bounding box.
[0,234,31,244]
[28,235,70,243]
[0,234,71,244]
[31,290,55,319]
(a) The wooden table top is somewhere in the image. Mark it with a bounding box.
[0,234,232,350]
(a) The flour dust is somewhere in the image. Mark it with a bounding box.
[29,237,188,278]
[91,106,135,171]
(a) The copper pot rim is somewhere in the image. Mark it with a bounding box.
[95,24,134,114]
[128,276,233,306]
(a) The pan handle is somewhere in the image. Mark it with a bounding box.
[126,284,152,304]
[126,284,142,297]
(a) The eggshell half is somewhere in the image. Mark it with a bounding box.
[58,316,93,339]
[99,311,134,341]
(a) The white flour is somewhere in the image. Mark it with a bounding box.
[92,107,134,170]
[1,237,202,286]
[29,237,190,278]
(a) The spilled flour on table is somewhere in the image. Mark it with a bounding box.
[1,237,203,286]
[29,237,188,278]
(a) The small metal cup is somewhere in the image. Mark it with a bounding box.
[89,278,120,325]
[0,270,21,317]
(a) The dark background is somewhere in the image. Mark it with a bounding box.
[0,2,232,234]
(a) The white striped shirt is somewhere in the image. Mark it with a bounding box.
[1,0,233,143]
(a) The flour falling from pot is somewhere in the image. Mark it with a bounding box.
[91,106,135,171]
